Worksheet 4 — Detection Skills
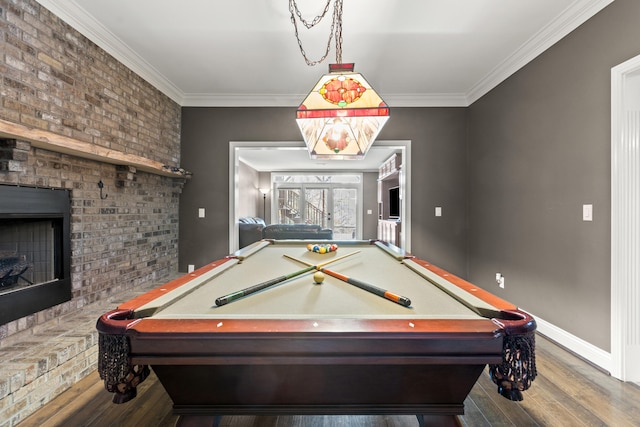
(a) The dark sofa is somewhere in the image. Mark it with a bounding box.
[262,224,333,240]
[238,217,333,248]
[238,217,266,248]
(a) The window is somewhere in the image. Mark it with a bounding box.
[272,174,362,239]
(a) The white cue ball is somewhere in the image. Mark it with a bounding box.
[313,271,325,284]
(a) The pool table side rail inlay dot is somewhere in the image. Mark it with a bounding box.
[122,317,505,335]
[404,259,537,401]
[402,259,501,317]
[408,258,517,312]
[404,257,538,401]
[406,258,536,334]
[121,258,238,316]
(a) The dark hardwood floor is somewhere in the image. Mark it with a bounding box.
[19,335,640,427]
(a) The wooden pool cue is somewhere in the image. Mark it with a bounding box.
[284,254,411,307]
[215,250,360,306]
[320,268,411,307]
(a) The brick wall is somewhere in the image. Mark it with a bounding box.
[0,0,183,424]
[0,1,180,165]
[0,0,182,336]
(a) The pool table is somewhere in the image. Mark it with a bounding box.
[97,240,536,427]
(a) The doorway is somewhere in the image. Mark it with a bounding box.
[611,53,640,382]
[229,141,411,253]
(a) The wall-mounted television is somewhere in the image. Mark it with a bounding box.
[389,186,400,218]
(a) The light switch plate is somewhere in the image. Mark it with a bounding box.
[435,206,442,217]
[583,204,593,221]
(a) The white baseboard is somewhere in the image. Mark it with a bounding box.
[529,312,612,374]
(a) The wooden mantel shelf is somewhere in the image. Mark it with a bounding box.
[0,118,190,178]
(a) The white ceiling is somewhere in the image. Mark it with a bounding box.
[34,0,613,171]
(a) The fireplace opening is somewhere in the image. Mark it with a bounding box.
[0,185,71,325]
[1,218,63,289]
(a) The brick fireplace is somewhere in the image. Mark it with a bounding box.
[0,185,71,325]
[0,136,184,341]
[0,0,185,423]
[0,0,185,341]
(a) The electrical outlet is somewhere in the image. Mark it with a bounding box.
[496,273,505,288]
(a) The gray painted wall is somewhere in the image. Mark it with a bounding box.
[467,0,640,351]
[180,108,299,268]
[179,107,468,275]
[378,108,469,272]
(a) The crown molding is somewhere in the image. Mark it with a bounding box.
[36,0,612,108]
[35,0,185,105]
[181,93,470,108]
[465,0,615,105]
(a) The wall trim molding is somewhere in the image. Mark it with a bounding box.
[534,313,612,374]
[466,0,614,105]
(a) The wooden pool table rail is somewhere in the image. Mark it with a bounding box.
[96,240,536,407]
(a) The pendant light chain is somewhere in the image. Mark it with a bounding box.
[289,0,333,29]
[289,0,343,66]
[334,0,343,64]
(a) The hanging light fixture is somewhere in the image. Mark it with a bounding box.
[290,0,389,159]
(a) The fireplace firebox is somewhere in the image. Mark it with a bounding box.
[0,185,71,325]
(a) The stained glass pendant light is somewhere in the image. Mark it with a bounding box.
[290,0,389,159]
[297,63,389,159]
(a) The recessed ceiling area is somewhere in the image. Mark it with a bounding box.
[237,144,399,172]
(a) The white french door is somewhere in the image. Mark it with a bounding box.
[327,187,358,239]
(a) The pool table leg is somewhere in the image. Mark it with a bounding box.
[417,414,461,427]
[175,415,222,427]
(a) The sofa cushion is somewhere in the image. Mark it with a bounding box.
[239,217,266,225]
[238,217,266,248]
[262,224,333,240]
